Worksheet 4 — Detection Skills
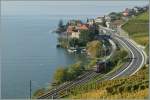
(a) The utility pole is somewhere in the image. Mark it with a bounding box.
[105,46,107,72]
[67,31,69,49]
[30,80,32,99]
[52,95,54,100]
[102,42,107,72]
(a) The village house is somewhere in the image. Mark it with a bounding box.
[66,26,74,35]
[123,6,148,17]
[105,21,111,28]
[87,19,95,26]
[95,17,104,24]
[132,6,148,15]
[133,7,139,13]
[98,25,107,35]
[104,15,111,22]
[66,23,89,39]
[68,20,82,26]
[123,8,130,16]
[104,15,111,28]
[70,29,80,38]
[111,20,124,29]
[143,5,149,11]
[76,24,89,30]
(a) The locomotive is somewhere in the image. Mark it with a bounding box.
[95,61,106,73]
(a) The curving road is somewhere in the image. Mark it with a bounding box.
[104,34,146,80]
[37,27,146,99]
[99,25,146,80]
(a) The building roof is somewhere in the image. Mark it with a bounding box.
[76,24,89,30]
[67,26,73,33]
[96,17,104,19]
[80,24,89,30]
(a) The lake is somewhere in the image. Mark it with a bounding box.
[1,1,148,99]
[1,16,89,98]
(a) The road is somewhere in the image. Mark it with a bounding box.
[95,25,146,80]
[37,36,117,99]
[99,26,146,79]
[103,34,145,80]
[37,27,146,99]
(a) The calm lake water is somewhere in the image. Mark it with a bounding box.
[1,16,88,98]
[1,1,148,99]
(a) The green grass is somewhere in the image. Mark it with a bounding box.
[136,11,149,21]
[145,44,149,56]
[122,11,149,47]
[132,33,149,46]
[122,11,149,35]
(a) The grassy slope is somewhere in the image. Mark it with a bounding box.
[67,65,149,99]
[122,11,149,47]
[70,88,148,99]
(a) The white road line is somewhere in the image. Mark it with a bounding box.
[126,38,145,76]
[114,28,146,76]
[110,36,134,80]
[105,39,117,60]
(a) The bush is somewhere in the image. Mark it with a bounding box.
[58,37,68,48]
[86,40,102,58]
[53,62,85,85]
[122,11,149,47]
[33,88,46,97]
[53,67,67,84]
[69,38,80,47]
[110,49,128,66]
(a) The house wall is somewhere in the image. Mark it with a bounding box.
[95,18,103,23]
[70,32,80,38]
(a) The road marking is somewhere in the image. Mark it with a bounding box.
[126,38,145,76]
[110,36,135,80]
[105,39,117,60]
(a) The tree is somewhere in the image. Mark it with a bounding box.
[87,40,102,58]
[86,18,89,23]
[78,29,97,46]
[56,19,66,33]
[57,37,68,48]
[79,28,99,46]
[110,49,128,66]
[69,38,79,47]
[33,88,45,97]
[79,30,90,45]
[88,25,99,41]
[53,67,67,84]
[58,19,64,28]
[66,62,84,80]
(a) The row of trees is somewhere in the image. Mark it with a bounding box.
[56,20,67,33]
[53,62,85,85]
[110,49,128,66]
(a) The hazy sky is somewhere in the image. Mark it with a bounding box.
[2,1,149,16]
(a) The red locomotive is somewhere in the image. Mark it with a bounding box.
[95,61,106,73]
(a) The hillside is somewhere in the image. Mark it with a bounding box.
[122,11,149,47]
[65,65,149,99]
[64,11,149,99]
